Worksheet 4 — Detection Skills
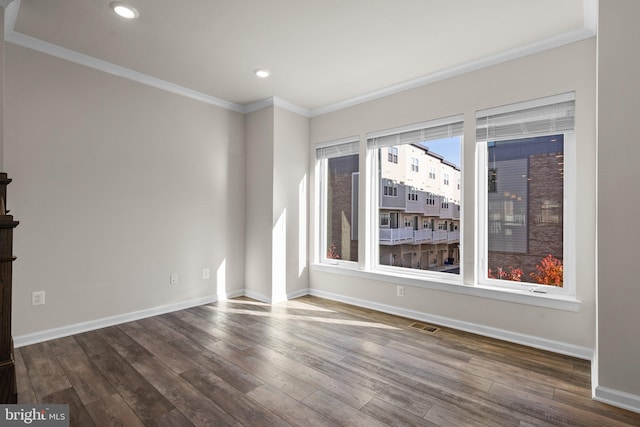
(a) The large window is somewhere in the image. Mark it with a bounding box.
[317,138,359,263]
[367,116,463,275]
[314,93,577,305]
[477,93,575,292]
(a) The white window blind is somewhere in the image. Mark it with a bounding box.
[367,115,464,149]
[316,137,359,159]
[476,93,575,142]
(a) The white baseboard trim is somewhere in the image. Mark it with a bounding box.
[14,286,594,363]
[243,290,272,304]
[13,288,311,347]
[14,294,224,348]
[594,386,640,414]
[287,288,311,300]
[309,288,594,361]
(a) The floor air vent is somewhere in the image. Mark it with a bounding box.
[409,322,440,334]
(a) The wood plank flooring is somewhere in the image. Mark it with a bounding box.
[15,296,640,426]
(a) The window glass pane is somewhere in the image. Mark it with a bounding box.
[326,154,359,261]
[487,135,564,286]
[378,137,461,274]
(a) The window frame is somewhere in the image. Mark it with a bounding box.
[315,136,360,267]
[312,96,580,311]
[475,93,576,297]
[366,115,464,281]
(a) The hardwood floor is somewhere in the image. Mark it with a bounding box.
[14,296,640,426]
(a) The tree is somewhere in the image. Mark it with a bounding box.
[327,243,341,259]
[488,266,523,282]
[530,254,563,287]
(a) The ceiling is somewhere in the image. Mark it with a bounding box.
[3,0,595,115]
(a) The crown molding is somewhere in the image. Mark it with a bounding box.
[243,97,276,114]
[272,97,311,117]
[310,26,595,117]
[584,0,598,34]
[243,97,311,117]
[5,31,245,112]
[3,0,597,119]
[3,0,18,35]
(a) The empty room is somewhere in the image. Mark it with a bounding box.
[0,0,639,425]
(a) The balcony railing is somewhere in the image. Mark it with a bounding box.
[379,227,414,244]
[432,230,448,242]
[413,229,433,243]
[379,228,459,245]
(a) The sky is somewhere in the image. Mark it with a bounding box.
[419,136,461,168]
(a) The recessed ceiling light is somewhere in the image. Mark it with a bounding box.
[110,2,139,19]
[254,69,270,78]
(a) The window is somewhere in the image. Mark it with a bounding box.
[388,146,398,163]
[314,94,579,309]
[368,115,463,274]
[383,179,398,197]
[380,213,390,227]
[477,93,575,293]
[408,187,418,201]
[316,138,359,263]
[429,166,436,179]
[426,192,436,206]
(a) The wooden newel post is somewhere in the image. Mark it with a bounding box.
[0,173,19,404]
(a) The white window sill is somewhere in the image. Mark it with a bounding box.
[310,263,580,312]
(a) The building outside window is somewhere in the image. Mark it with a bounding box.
[477,93,575,292]
[316,138,359,263]
[368,115,463,274]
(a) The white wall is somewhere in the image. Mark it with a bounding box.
[245,106,310,303]
[244,107,274,302]
[596,0,640,409]
[274,107,309,300]
[5,44,246,336]
[309,38,597,353]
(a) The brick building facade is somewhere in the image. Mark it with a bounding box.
[487,135,564,284]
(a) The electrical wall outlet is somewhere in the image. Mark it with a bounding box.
[170,273,178,285]
[397,285,405,297]
[203,268,210,279]
[32,291,46,305]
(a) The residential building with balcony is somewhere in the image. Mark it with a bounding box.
[378,143,461,272]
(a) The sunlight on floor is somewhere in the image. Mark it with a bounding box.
[207,305,401,330]
[215,298,338,313]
